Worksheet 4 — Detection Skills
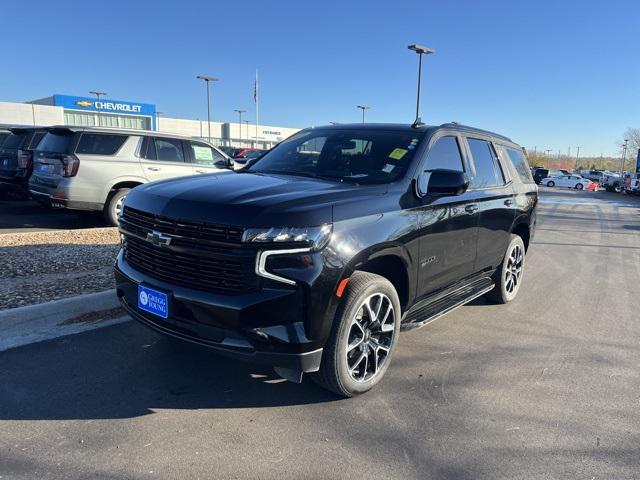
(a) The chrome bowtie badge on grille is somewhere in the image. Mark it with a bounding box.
[145,230,172,247]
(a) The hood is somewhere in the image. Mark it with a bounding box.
[125,171,388,227]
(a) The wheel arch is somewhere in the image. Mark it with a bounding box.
[102,177,146,204]
[510,218,531,252]
[342,244,414,313]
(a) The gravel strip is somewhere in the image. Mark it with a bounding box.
[0,228,121,310]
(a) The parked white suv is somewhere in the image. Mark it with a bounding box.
[29,126,231,225]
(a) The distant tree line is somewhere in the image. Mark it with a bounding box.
[526,127,640,172]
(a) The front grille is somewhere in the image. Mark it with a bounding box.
[122,206,244,244]
[120,207,256,295]
[124,236,256,295]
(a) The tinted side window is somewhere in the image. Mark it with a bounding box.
[505,148,534,184]
[424,136,464,172]
[140,136,157,160]
[188,141,225,165]
[76,134,127,155]
[467,138,501,188]
[154,138,184,162]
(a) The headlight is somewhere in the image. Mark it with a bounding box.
[242,224,332,251]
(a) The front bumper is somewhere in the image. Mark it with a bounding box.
[115,252,324,372]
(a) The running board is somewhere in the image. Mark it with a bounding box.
[400,277,495,331]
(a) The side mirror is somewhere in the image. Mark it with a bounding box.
[416,169,469,198]
[215,159,230,169]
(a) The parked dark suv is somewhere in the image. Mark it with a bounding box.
[0,127,46,196]
[115,123,537,396]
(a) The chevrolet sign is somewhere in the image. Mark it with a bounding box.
[75,100,93,107]
[94,101,142,113]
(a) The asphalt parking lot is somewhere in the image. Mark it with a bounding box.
[1,187,639,480]
[0,197,105,234]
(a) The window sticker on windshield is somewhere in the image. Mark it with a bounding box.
[382,163,395,173]
[388,148,408,160]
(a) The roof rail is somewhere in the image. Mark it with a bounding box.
[438,122,512,142]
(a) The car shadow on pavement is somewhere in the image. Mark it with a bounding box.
[0,321,340,420]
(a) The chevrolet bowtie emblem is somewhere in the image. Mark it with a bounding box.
[146,230,172,247]
[75,100,93,107]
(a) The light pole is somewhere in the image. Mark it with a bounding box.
[89,91,107,100]
[196,75,219,142]
[155,111,163,131]
[545,149,552,168]
[575,146,580,170]
[621,139,629,175]
[356,105,370,123]
[407,44,435,125]
[244,120,251,147]
[234,109,246,146]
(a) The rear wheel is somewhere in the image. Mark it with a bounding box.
[103,188,130,226]
[546,180,555,187]
[575,183,584,190]
[312,271,401,397]
[487,235,526,304]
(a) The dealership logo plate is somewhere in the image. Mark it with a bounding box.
[137,285,168,319]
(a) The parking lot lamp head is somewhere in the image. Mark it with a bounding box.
[407,44,434,127]
[356,105,370,123]
[89,91,107,100]
[196,76,219,142]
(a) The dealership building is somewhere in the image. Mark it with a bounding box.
[0,94,300,149]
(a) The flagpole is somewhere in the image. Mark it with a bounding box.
[255,69,259,149]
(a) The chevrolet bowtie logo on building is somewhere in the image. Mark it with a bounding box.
[75,100,93,107]
[146,230,172,247]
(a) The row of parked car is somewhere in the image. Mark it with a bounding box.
[0,125,263,225]
[530,166,640,195]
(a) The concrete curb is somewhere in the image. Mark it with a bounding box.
[0,289,130,352]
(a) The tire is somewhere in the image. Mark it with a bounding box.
[575,183,583,190]
[546,180,555,187]
[614,184,622,193]
[103,188,130,226]
[312,271,401,397]
[486,235,526,304]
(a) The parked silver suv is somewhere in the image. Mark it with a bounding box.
[29,126,231,225]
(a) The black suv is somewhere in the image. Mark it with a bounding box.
[115,123,537,396]
[0,127,47,196]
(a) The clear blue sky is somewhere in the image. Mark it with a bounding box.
[2,0,638,156]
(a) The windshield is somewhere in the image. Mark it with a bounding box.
[248,129,424,184]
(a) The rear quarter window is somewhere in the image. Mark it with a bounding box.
[504,146,535,184]
[76,133,128,155]
[38,132,75,153]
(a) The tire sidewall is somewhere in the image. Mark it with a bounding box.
[576,183,583,190]
[547,181,554,187]
[497,235,526,303]
[105,188,129,226]
[333,275,401,395]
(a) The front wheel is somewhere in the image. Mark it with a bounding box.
[546,180,555,187]
[312,271,401,397]
[103,188,130,226]
[487,235,526,304]
[575,183,584,190]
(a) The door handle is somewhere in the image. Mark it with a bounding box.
[504,199,514,206]
[147,167,161,171]
[195,169,208,173]
[465,204,479,214]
